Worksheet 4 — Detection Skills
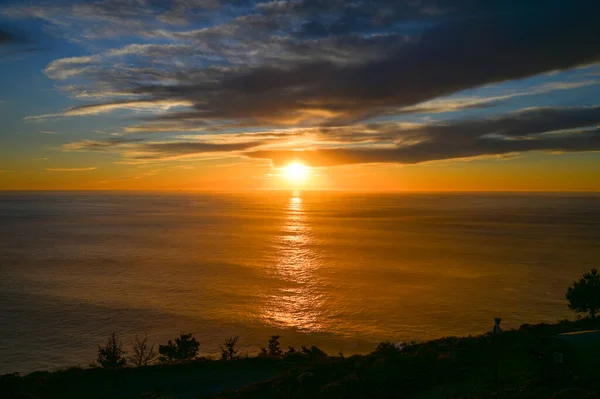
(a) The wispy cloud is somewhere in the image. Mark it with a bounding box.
[62,138,268,162]
[61,137,145,151]
[26,100,193,120]
[400,79,600,114]
[45,167,97,172]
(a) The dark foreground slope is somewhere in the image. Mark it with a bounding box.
[214,319,600,399]
[0,359,290,399]
[2,319,600,399]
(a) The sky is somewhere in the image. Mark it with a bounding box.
[0,0,599,191]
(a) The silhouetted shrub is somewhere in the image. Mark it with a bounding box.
[220,336,240,360]
[258,347,268,358]
[281,345,309,361]
[374,341,401,356]
[301,345,327,360]
[95,332,126,368]
[566,268,600,319]
[129,334,157,367]
[519,323,533,331]
[158,333,200,363]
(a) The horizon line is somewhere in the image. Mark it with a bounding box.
[1,189,599,194]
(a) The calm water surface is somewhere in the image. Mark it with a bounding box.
[1,192,599,374]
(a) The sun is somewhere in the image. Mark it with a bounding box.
[282,162,310,183]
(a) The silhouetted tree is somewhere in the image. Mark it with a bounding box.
[158,341,178,363]
[267,335,283,358]
[220,336,240,360]
[566,268,600,319]
[129,334,157,367]
[96,332,126,368]
[258,335,284,358]
[158,333,200,363]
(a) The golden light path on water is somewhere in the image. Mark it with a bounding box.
[261,191,327,332]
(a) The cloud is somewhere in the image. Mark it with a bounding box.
[61,136,271,161]
[198,3,600,124]
[247,129,600,167]
[60,105,600,165]
[45,167,98,172]
[3,0,251,41]
[130,141,263,159]
[7,0,600,170]
[246,106,600,166]
[61,137,145,151]
[43,55,99,80]
[18,1,599,128]
[399,80,600,115]
[26,99,193,120]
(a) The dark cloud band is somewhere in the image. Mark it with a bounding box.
[246,106,600,166]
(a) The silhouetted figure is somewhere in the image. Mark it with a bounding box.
[493,318,502,334]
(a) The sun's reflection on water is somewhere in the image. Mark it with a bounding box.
[261,191,325,332]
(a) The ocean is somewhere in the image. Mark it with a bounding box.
[1,191,599,375]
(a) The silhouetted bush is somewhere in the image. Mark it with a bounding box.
[95,332,126,368]
[129,334,157,367]
[220,336,240,360]
[158,333,200,363]
[566,268,600,319]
